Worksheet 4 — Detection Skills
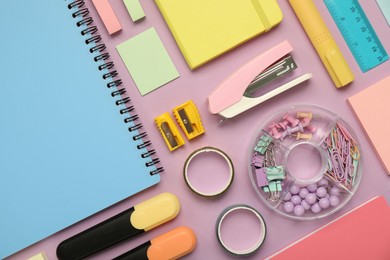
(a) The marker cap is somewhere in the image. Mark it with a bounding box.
[147,226,197,260]
[131,192,180,231]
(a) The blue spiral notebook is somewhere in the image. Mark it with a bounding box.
[0,1,161,258]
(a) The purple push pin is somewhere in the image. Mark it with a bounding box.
[281,124,304,139]
[295,123,305,134]
[291,195,302,205]
[293,205,305,216]
[283,202,294,213]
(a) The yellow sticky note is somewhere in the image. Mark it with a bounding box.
[27,252,47,260]
[154,0,283,69]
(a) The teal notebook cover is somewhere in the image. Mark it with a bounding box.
[0,1,160,258]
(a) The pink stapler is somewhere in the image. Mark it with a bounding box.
[208,41,312,120]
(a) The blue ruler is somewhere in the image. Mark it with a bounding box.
[324,0,389,72]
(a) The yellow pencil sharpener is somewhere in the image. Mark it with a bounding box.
[173,100,205,140]
[155,112,185,151]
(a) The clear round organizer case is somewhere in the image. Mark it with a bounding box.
[248,105,362,220]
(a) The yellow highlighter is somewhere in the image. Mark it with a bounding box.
[57,193,180,260]
[289,0,354,88]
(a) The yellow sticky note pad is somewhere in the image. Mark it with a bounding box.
[154,0,283,69]
[27,252,47,260]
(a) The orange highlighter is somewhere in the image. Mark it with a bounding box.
[113,226,197,260]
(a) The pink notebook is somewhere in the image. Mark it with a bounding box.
[266,196,390,259]
[348,76,390,174]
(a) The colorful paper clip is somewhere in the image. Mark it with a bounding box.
[155,112,185,151]
[173,100,205,140]
[207,41,312,120]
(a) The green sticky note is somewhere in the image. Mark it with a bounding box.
[377,0,390,26]
[124,0,145,22]
[116,27,179,96]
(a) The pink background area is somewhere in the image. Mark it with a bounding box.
[10,0,390,259]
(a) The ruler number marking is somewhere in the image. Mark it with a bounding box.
[324,0,388,72]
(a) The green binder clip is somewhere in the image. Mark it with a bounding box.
[254,134,273,155]
[262,180,282,193]
[265,166,285,181]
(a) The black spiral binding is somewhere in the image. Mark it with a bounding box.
[67,0,163,175]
